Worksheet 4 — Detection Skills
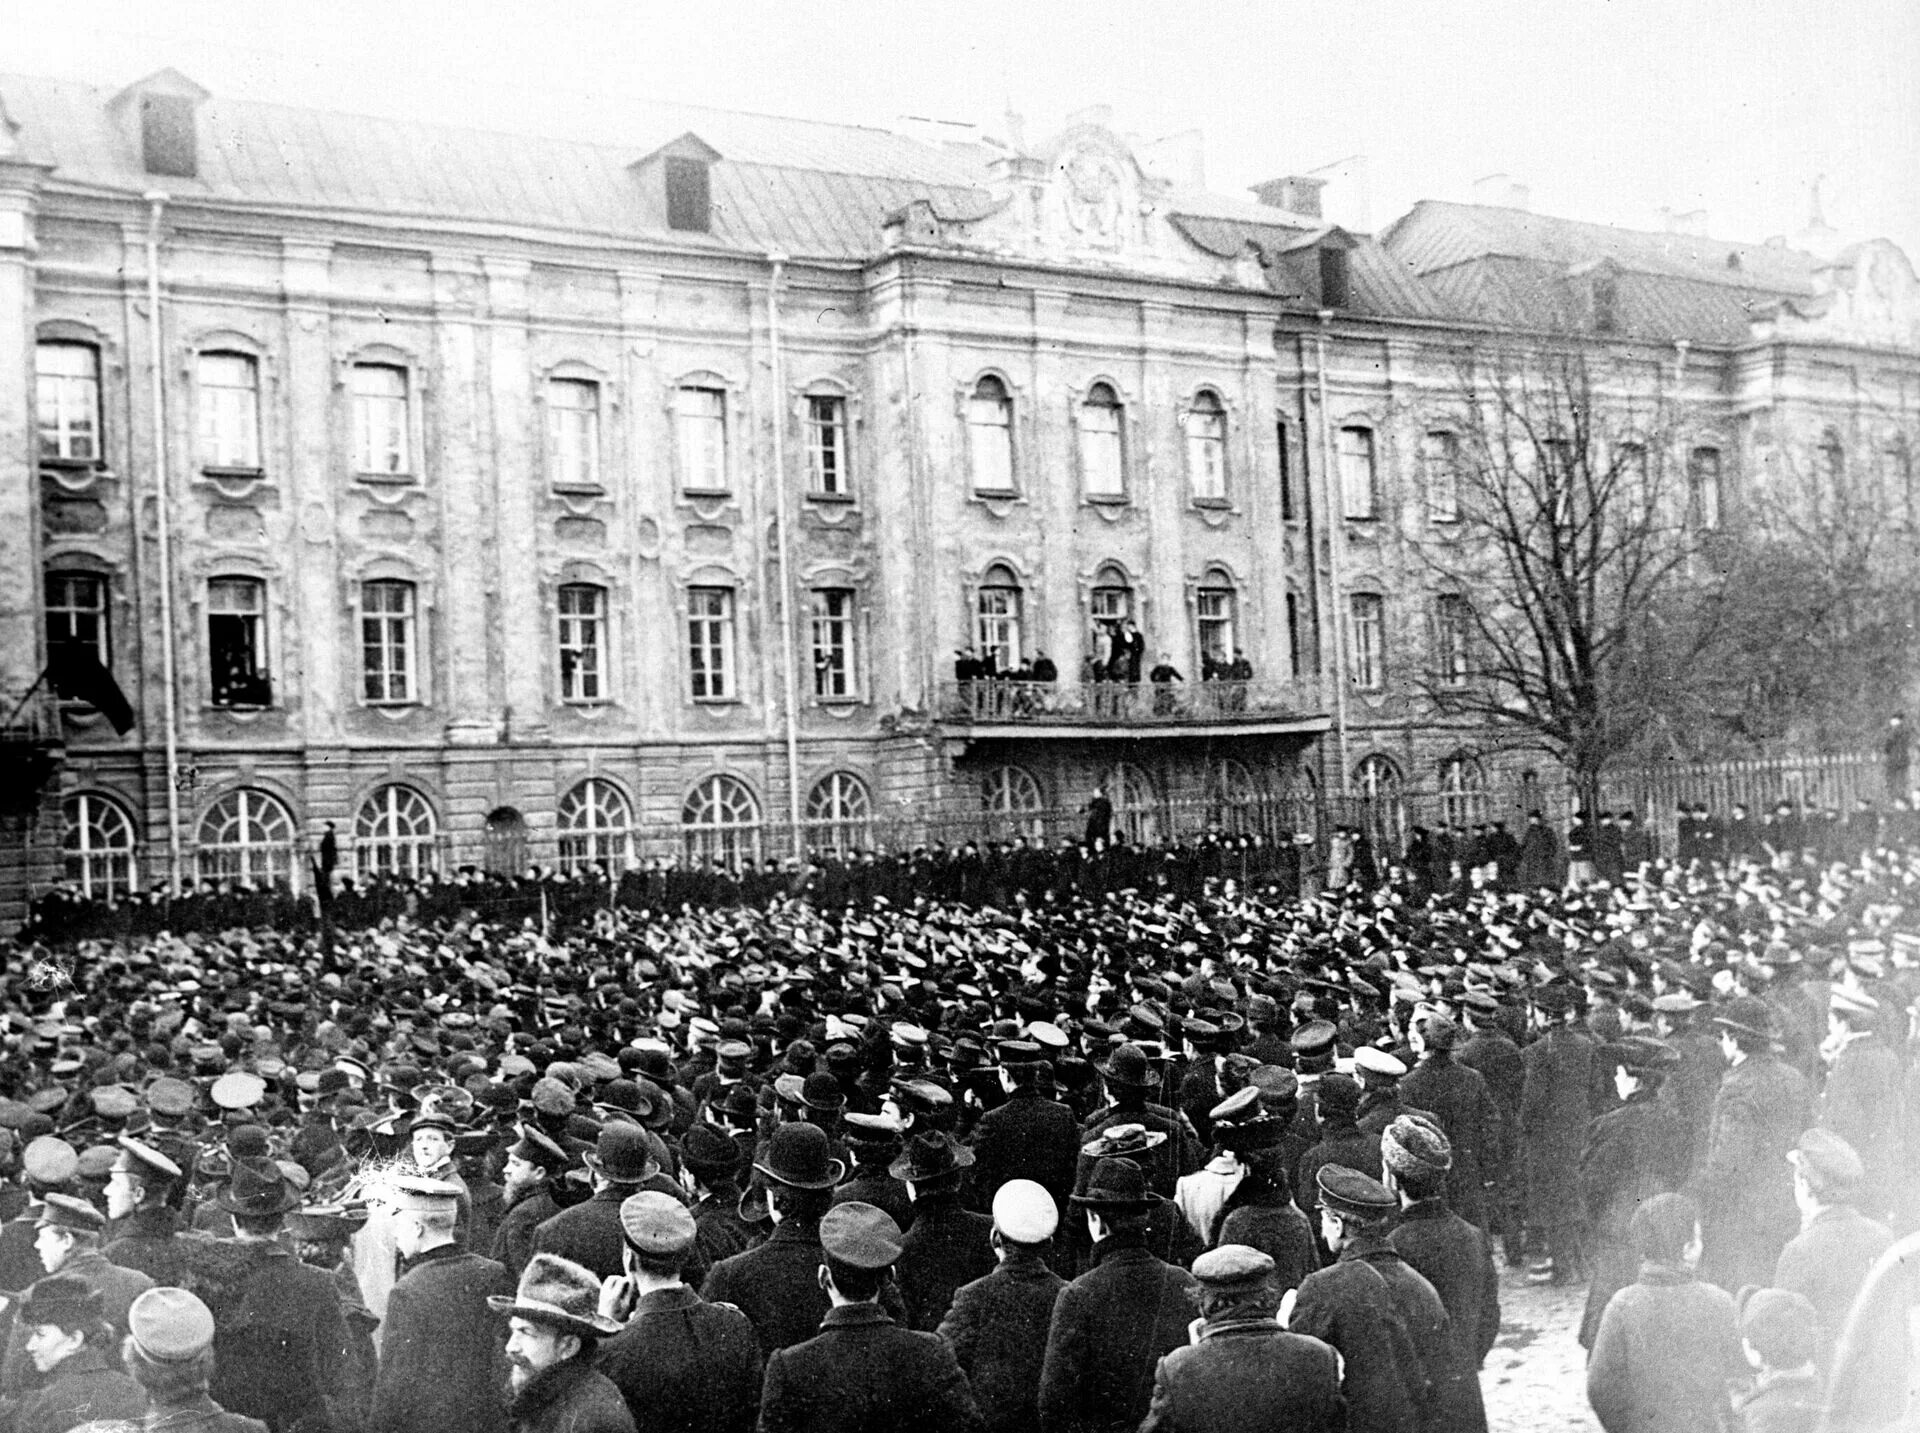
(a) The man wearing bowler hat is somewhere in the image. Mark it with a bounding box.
[1290,1165,1446,1433]
[1081,1045,1200,1198]
[890,1131,994,1331]
[534,1122,683,1281]
[488,1252,633,1433]
[937,1180,1067,1433]
[370,1174,513,1433]
[758,1202,981,1433]
[1037,1156,1196,1433]
[1137,1244,1345,1433]
[596,1191,762,1433]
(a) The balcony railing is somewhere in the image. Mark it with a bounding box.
[936,676,1329,729]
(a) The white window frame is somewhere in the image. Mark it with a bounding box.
[675,385,729,494]
[354,784,438,879]
[975,571,1024,672]
[687,586,737,701]
[63,792,137,900]
[546,377,602,491]
[196,788,297,889]
[1186,392,1228,503]
[207,576,271,708]
[46,571,110,668]
[360,579,418,706]
[1688,446,1722,531]
[682,774,762,867]
[809,587,859,701]
[1197,585,1236,669]
[805,771,872,855]
[1079,383,1126,500]
[968,376,1016,495]
[197,351,262,471]
[557,583,609,705]
[350,362,412,478]
[1421,430,1459,523]
[557,778,633,873]
[1348,592,1385,691]
[1338,425,1378,520]
[806,394,851,497]
[36,341,102,465]
[1436,594,1472,687]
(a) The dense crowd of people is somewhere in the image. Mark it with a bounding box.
[0,801,1915,1432]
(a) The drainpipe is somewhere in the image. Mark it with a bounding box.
[1314,312,1351,791]
[145,193,183,890]
[766,254,804,860]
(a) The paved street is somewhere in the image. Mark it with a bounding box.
[1482,1265,1600,1433]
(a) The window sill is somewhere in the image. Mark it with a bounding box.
[552,482,607,498]
[355,471,419,486]
[201,466,265,481]
[691,696,743,708]
[559,699,614,712]
[39,457,104,475]
[813,696,865,709]
[362,700,424,712]
[1190,496,1231,511]
[970,487,1020,501]
[680,487,734,501]
[806,490,856,505]
[1083,492,1131,507]
[208,703,275,715]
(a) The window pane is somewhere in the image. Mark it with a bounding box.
[198,353,260,469]
[807,395,849,495]
[547,379,601,488]
[351,364,410,475]
[969,383,1014,493]
[676,387,727,492]
[36,343,101,463]
[1688,447,1722,531]
[975,584,1022,672]
[688,587,735,699]
[809,588,855,699]
[1338,427,1376,519]
[360,580,416,704]
[1437,595,1471,686]
[1081,391,1124,497]
[1187,400,1226,501]
[1422,431,1458,522]
[209,578,269,706]
[46,573,110,667]
[1198,588,1235,667]
[196,788,295,888]
[1349,593,1384,690]
[558,583,607,703]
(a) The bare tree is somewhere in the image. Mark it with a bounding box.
[1412,344,1719,806]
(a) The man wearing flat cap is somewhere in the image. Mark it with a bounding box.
[1817,985,1902,1220]
[597,1192,762,1433]
[937,1180,1067,1433]
[1290,1165,1448,1433]
[1037,1156,1196,1433]
[102,1134,197,1288]
[116,1286,267,1433]
[489,1252,634,1433]
[370,1175,513,1433]
[1137,1244,1344,1433]
[491,1126,573,1281]
[758,1202,982,1433]
[1773,1127,1893,1367]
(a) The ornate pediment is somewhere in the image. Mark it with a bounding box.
[1756,238,1920,350]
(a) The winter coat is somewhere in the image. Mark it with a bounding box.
[491,1186,562,1281]
[701,1218,832,1356]
[1691,1054,1812,1294]
[758,1303,982,1433]
[936,1246,1067,1433]
[596,1285,761,1433]
[1578,1093,1690,1347]
[895,1196,995,1332]
[1138,1316,1346,1433]
[1397,1053,1501,1226]
[1213,1190,1319,1293]
[1772,1204,1894,1364]
[192,1239,347,1433]
[1036,1232,1197,1433]
[1521,1027,1594,1226]
[968,1089,1082,1218]
[1389,1198,1497,1433]
[1818,1033,1903,1212]
[1585,1262,1745,1433]
[368,1243,514,1433]
[3,1346,145,1433]
[506,1359,635,1433]
[1289,1233,1438,1433]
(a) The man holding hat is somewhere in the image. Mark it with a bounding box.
[936,1179,1067,1433]
[596,1191,762,1433]
[0,1274,144,1433]
[1137,1244,1345,1433]
[758,1202,981,1433]
[1290,1166,1447,1433]
[1037,1156,1196,1433]
[488,1252,633,1433]
[370,1174,513,1433]
[491,1126,573,1281]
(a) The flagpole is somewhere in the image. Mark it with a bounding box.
[145,193,184,893]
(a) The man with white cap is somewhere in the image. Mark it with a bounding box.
[1818,985,1902,1220]
[1773,1127,1893,1366]
[117,1286,268,1433]
[369,1175,513,1433]
[937,1179,1066,1433]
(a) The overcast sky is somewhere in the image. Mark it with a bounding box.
[9,0,1918,256]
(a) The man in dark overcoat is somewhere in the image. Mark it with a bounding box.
[757,1202,982,1433]
[1818,986,1904,1219]
[1396,1015,1499,1228]
[967,1049,1080,1219]
[1772,1128,1894,1367]
[101,1136,199,1289]
[533,1124,683,1280]
[1036,1157,1196,1433]
[491,1126,570,1281]
[700,1122,844,1354]
[830,1113,914,1233]
[1138,1244,1345,1433]
[1381,1116,1495,1433]
[1457,996,1526,1265]
[596,1194,761,1433]
[1520,985,1593,1282]
[490,1253,633,1433]
[891,1131,995,1331]
[369,1175,514,1433]
[937,1180,1067,1433]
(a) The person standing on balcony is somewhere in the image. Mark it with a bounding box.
[1228,649,1252,711]
[1149,656,1183,716]
[1031,651,1057,683]
[1119,619,1146,684]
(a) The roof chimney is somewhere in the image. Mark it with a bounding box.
[1472,173,1530,210]
[1249,176,1325,219]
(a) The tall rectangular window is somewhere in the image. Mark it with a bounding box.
[1286,591,1311,676]
[1186,394,1227,502]
[1196,588,1236,668]
[1422,430,1459,523]
[1436,594,1472,687]
[360,580,416,704]
[807,395,850,496]
[968,377,1015,494]
[1079,385,1125,498]
[1338,426,1377,519]
[197,352,261,470]
[546,378,601,489]
[1278,420,1300,522]
[36,342,101,464]
[809,588,857,700]
[351,363,410,476]
[675,387,727,493]
[687,587,736,700]
[1688,446,1722,531]
[1348,593,1385,691]
[46,573,109,667]
[208,577,270,707]
[557,583,607,704]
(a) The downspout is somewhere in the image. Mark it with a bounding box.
[145,193,183,889]
[766,254,804,860]
[1314,312,1350,791]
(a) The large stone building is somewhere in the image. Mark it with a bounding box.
[2,71,1916,921]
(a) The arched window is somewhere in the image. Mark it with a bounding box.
[1279,762,1321,840]
[1205,759,1260,834]
[1089,563,1131,682]
[981,765,1044,839]
[1196,572,1238,675]
[1186,391,1227,501]
[355,784,438,878]
[557,778,633,874]
[975,564,1023,674]
[63,793,136,899]
[682,775,761,868]
[968,376,1015,494]
[1108,762,1160,845]
[196,788,297,888]
[805,772,872,856]
[483,806,529,876]
[1079,382,1125,498]
[1352,754,1406,855]
[1438,753,1489,829]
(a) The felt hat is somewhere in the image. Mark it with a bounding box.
[1096,1044,1158,1090]
[1071,1156,1160,1209]
[990,1178,1058,1244]
[216,1157,302,1217]
[819,1201,903,1270]
[1079,1123,1168,1160]
[679,1123,743,1177]
[1711,996,1781,1043]
[1738,1287,1818,1367]
[19,1274,104,1332]
[583,1123,659,1185]
[487,1252,621,1337]
[888,1131,974,1184]
[753,1122,845,1190]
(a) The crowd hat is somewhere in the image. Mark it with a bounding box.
[383,1175,463,1215]
[216,1158,302,1217]
[1353,1047,1407,1081]
[1381,1113,1453,1178]
[584,1124,659,1185]
[1711,996,1781,1043]
[488,1252,622,1337]
[22,1136,77,1186]
[819,1201,903,1270]
[1289,1021,1338,1063]
[114,1135,182,1184]
[679,1123,744,1178]
[618,1191,697,1258]
[1738,1287,1819,1368]
[507,1125,572,1177]
[1612,1036,1680,1073]
[19,1275,103,1332]
[1190,1244,1275,1291]
[799,1073,847,1113]
[37,1192,107,1234]
[889,1130,975,1184]
[209,1071,266,1112]
[753,1122,845,1190]
[1079,1123,1168,1161]
[1071,1156,1160,1210]
[990,1179,1058,1244]
[143,1078,196,1121]
[1316,1164,1397,1220]
[285,1202,370,1241]
[840,1111,905,1151]
[1097,1044,1159,1090]
[1829,987,1878,1019]
[1787,1127,1864,1195]
[127,1288,217,1362]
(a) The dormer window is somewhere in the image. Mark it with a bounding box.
[1592,271,1620,333]
[1319,246,1350,309]
[667,157,710,232]
[141,94,197,177]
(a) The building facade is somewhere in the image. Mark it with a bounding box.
[1,71,1916,922]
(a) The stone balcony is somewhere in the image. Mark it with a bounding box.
[934,677,1333,739]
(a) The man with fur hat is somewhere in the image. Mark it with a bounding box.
[1382,1115,1496,1433]
[491,1126,572,1281]
[758,1202,981,1433]
[0,1274,144,1433]
[533,1123,683,1280]
[489,1252,634,1433]
[1037,1156,1197,1433]
[370,1175,513,1433]
[891,1131,995,1331]
[596,1192,762,1433]
[938,1180,1067,1433]
[1137,1244,1345,1433]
